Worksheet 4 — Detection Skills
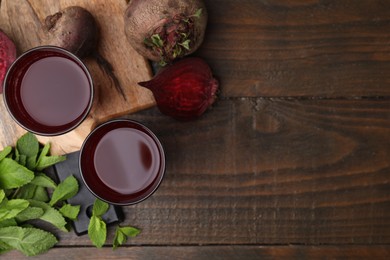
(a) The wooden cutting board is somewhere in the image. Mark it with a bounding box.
[0,0,155,155]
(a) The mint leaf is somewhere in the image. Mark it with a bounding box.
[18,155,27,166]
[28,200,67,232]
[16,133,39,170]
[36,143,50,162]
[0,190,5,204]
[15,207,44,223]
[119,226,140,237]
[16,133,39,158]
[14,148,20,164]
[36,154,66,171]
[36,143,66,171]
[0,240,12,254]
[0,199,29,222]
[0,226,57,256]
[113,226,140,250]
[16,184,49,202]
[113,227,126,250]
[0,146,12,161]
[0,218,17,228]
[15,184,37,200]
[92,199,109,217]
[49,175,78,206]
[31,173,57,189]
[59,204,80,220]
[88,215,106,248]
[0,158,34,189]
[32,186,49,202]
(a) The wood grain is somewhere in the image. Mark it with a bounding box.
[0,0,389,256]
[119,99,390,245]
[3,246,390,259]
[197,0,390,97]
[0,0,154,154]
[29,99,390,246]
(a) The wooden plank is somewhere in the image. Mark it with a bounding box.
[0,0,154,155]
[36,99,390,245]
[3,246,390,259]
[118,99,390,245]
[197,0,390,97]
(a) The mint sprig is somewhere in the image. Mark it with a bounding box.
[113,226,140,250]
[88,199,141,249]
[0,132,142,256]
[0,132,80,256]
[0,226,57,256]
[88,199,109,248]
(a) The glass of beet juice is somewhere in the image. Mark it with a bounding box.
[3,46,93,136]
[79,119,166,205]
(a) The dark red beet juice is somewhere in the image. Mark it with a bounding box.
[3,46,93,136]
[79,119,165,205]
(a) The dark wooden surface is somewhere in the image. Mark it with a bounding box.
[4,0,390,259]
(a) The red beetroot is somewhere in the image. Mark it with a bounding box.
[138,57,218,120]
[124,0,207,65]
[44,6,98,59]
[0,30,17,93]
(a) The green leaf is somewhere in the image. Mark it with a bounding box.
[113,227,126,250]
[16,133,39,171]
[113,226,140,250]
[26,156,37,171]
[0,146,12,161]
[15,184,48,202]
[15,184,37,200]
[0,240,12,254]
[49,175,78,206]
[151,34,164,48]
[37,143,50,162]
[0,190,5,204]
[0,226,57,256]
[28,200,67,232]
[16,133,39,158]
[0,199,29,222]
[179,39,191,50]
[0,218,17,228]
[88,215,106,248]
[36,143,66,171]
[18,155,27,166]
[92,199,109,217]
[32,186,49,202]
[59,204,80,220]
[119,226,141,237]
[0,158,34,189]
[30,173,57,189]
[15,207,44,223]
[14,148,20,164]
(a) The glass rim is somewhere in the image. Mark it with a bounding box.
[2,45,94,136]
[78,118,166,206]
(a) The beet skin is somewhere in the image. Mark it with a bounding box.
[0,29,17,93]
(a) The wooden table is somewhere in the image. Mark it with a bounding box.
[5,0,390,259]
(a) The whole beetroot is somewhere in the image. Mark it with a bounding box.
[0,29,17,93]
[44,6,98,59]
[124,0,207,64]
